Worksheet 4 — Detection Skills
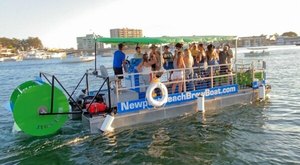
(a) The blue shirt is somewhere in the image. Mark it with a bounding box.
[113,50,125,68]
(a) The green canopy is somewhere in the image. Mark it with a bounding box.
[96,36,236,44]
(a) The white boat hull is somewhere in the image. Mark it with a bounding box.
[82,88,262,133]
[50,52,67,59]
[0,56,23,62]
[244,51,270,57]
[61,56,95,63]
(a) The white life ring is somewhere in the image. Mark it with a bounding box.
[146,82,168,107]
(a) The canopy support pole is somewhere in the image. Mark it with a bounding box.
[160,44,163,69]
[93,35,98,75]
[235,37,238,63]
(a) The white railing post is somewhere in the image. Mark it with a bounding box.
[115,78,119,102]
[262,60,266,80]
[160,44,163,68]
[210,66,214,88]
[183,68,186,92]
[235,37,238,64]
[197,94,205,112]
[251,62,255,82]
[235,63,238,85]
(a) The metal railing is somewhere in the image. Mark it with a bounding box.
[39,72,83,115]
[234,59,265,88]
[94,59,266,106]
[109,63,236,103]
[38,71,112,116]
[68,72,89,101]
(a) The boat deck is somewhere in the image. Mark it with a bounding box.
[79,60,268,133]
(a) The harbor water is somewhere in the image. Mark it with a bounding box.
[0,46,300,164]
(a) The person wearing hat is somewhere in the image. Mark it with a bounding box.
[149,44,162,71]
[173,43,183,69]
[113,43,127,86]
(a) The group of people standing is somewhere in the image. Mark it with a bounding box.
[113,42,234,93]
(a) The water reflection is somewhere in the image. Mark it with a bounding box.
[147,127,171,158]
[102,131,118,147]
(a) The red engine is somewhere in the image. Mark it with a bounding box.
[86,102,107,114]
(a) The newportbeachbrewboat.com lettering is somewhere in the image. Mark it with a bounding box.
[118,84,238,113]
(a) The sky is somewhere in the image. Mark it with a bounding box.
[0,0,300,48]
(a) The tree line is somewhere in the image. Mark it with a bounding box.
[0,37,43,51]
[281,31,298,37]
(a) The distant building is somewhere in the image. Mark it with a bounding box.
[276,36,300,45]
[238,36,269,47]
[77,34,104,51]
[110,28,143,38]
[0,48,15,57]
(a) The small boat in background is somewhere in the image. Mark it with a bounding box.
[79,56,95,62]
[247,47,268,50]
[61,54,95,63]
[101,53,112,57]
[0,48,22,62]
[50,52,67,59]
[244,47,270,57]
[23,50,50,60]
[0,56,23,62]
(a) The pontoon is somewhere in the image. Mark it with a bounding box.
[6,36,271,136]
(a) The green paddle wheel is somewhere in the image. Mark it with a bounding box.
[10,80,69,136]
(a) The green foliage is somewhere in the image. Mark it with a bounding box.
[281,31,298,37]
[26,37,43,49]
[0,37,43,50]
[237,71,264,87]
[237,72,252,87]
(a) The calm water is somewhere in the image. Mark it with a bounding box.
[1,46,300,164]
